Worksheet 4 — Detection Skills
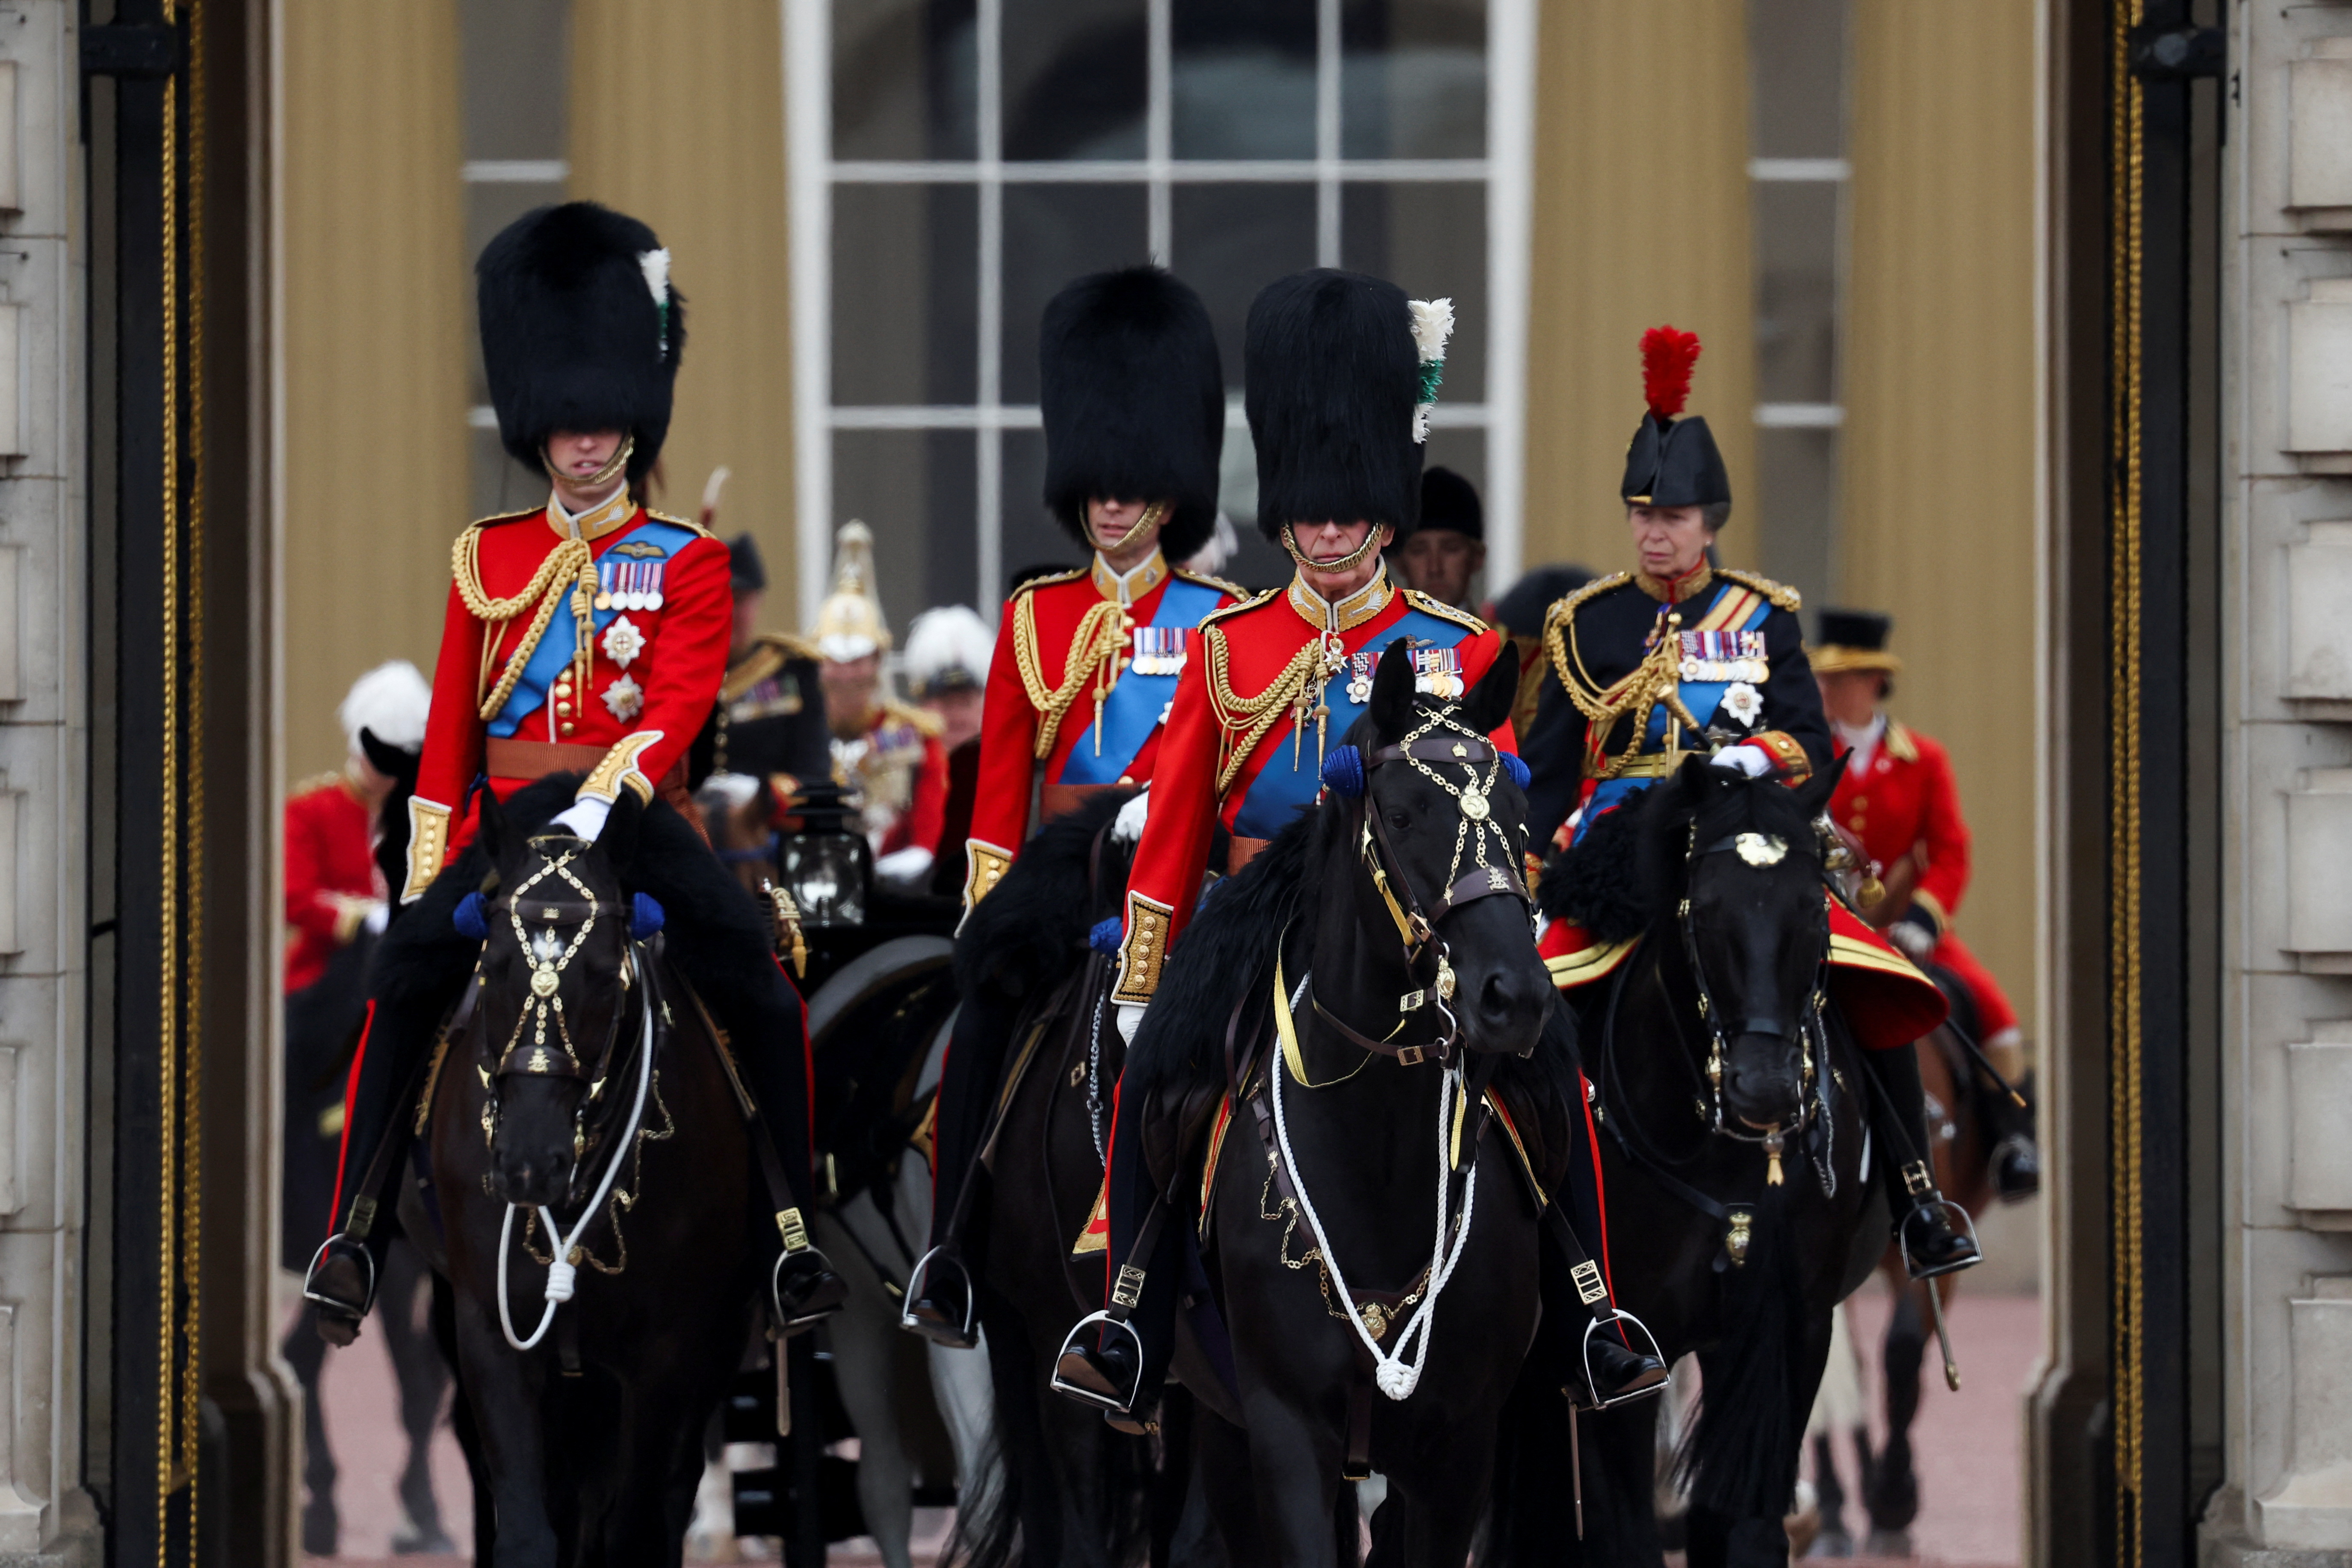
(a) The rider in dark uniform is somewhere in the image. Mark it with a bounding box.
[687,532,832,793]
[303,203,846,1343]
[1521,326,1980,1281]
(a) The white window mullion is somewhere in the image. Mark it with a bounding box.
[1315,0,1342,266]
[1484,0,1537,587]
[1147,0,1173,264]
[784,0,833,629]
[976,0,1007,620]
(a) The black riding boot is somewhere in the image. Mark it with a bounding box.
[1536,1096,1669,1407]
[1988,1067,2042,1202]
[305,856,483,1344]
[904,987,1016,1348]
[1052,1077,1173,1432]
[1862,1044,1981,1279]
[639,803,845,1335]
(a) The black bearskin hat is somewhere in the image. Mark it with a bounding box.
[1244,269,1424,543]
[1039,267,1225,561]
[1619,325,1731,512]
[477,202,685,483]
[1418,466,1483,542]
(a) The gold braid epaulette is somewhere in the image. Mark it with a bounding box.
[1542,572,1702,781]
[1011,588,1128,761]
[452,523,597,723]
[1715,567,1802,613]
[1203,619,1324,794]
[1401,588,1489,635]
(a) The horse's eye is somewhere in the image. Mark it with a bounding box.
[1386,809,1413,834]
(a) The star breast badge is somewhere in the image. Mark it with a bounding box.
[600,615,646,670]
[603,673,644,722]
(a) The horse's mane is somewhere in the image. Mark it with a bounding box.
[1537,762,1822,943]
[953,789,1133,1004]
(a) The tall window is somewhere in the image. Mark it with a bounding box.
[788,0,1534,631]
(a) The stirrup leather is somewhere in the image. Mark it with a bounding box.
[1577,1308,1671,1410]
[900,1246,978,1346]
[301,1232,376,1317]
[1052,1309,1145,1414]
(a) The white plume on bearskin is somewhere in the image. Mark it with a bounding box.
[338,660,431,756]
[901,605,995,699]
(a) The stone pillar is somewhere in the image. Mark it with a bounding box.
[2211,0,2352,1559]
[279,0,469,778]
[0,2,99,1561]
[568,0,796,616]
[1520,0,1757,574]
[1840,0,2041,1040]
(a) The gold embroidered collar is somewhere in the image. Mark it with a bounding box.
[546,486,638,543]
[1286,564,1392,634]
[1091,548,1167,605]
[1634,562,1714,605]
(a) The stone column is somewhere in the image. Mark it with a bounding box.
[1841,0,2041,1044]
[279,0,469,778]
[568,0,796,614]
[1519,0,1758,575]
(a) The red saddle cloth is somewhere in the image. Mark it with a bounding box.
[1539,897,1947,1051]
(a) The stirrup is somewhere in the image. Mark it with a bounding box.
[1577,1308,1672,1410]
[771,1248,847,1337]
[900,1246,978,1349]
[1897,1196,1982,1281]
[1051,1310,1143,1416]
[301,1232,376,1317]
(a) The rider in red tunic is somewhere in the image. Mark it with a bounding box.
[1052,271,1665,1426]
[903,267,1238,1346]
[1813,608,2040,1199]
[1524,327,1980,1282]
[306,203,843,1344]
[284,662,427,995]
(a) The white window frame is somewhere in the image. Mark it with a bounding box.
[783,0,1536,626]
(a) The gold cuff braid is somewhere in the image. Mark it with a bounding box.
[579,732,663,805]
[963,840,1013,910]
[404,797,453,904]
[1111,892,1176,1005]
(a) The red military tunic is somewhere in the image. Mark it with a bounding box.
[845,698,952,858]
[1829,718,2017,1038]
[962,549,1241,906]
[404,488,730,899]
[284,774,382,993]
[1112,567,1513,1002]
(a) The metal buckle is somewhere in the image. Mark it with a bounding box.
[1577,1310,1670,1410]
[1398,1045,1427,1066]
[1569,1259,1609,1306]
[1111,1263,1146,1311]
[778,1207,812,1252]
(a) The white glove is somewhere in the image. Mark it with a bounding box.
[362,903,390,936]
[1710,744,1773,778]
[1116,1001,1146,1044]
[875,845,935,888]
[551,795,613,841]
[1888,920,1936,962]
[1112,788,1151,846]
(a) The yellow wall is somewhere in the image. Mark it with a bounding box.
[279,2,469,779]
[1522,0,1757,575]
[567,0,796,616]
[1842,0,2041,1026]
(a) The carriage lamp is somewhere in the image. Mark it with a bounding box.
[776,778,870,927]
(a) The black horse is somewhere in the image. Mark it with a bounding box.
[396,783,771,1567]
[1099,642,1569,1567]
[1490,757,1888,1568]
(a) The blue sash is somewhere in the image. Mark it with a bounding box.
[1232,607,1475,841]
[1572,582,1775,841]
[1059,576,1227,785]
[489,516,701,738]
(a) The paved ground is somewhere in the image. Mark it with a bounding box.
[299,1287,2038,1566]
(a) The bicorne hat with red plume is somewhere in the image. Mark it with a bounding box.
[1619,325,1732,512]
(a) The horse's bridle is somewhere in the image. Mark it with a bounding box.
[1308,709,1531,1068]
[1674,822,1834,1183]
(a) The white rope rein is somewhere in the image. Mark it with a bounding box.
[498,980,655,1352]
[1270,991,1479,1401]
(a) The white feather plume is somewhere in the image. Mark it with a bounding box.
[901,605,996,696]
[338,659,431,755]
[638,248,672,307]
[1408,297,1455,364]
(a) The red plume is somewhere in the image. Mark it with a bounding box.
[1640,325,1702,422]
